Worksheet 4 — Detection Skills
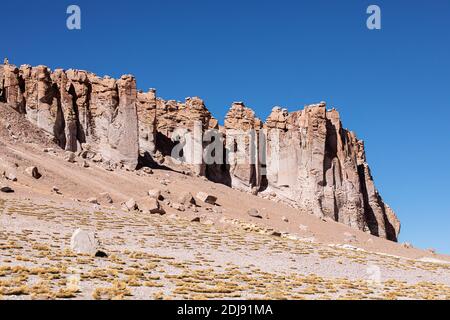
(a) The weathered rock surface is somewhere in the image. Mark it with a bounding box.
[263,103,399,241]
[2,62,140,170]
[196,192,217,205]
[139,198,166,215]
[70,229,99,255]
[25,166,41,179]
[178,191,196,205]
[0,185,14,193]
[223,102,263,190]
[1,59,399,241]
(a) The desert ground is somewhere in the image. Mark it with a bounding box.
[1,103,450,300]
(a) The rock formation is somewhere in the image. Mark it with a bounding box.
[223,102,263,192]
[263,103,400,241]
[0,59,400,241]
[0,62,140,170]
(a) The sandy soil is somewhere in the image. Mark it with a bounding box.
[1,103,449,300]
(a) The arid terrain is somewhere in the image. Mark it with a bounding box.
[1,100,450,300]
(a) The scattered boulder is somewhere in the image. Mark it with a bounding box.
[196,192,217,205]
[65,151,76,163]
[95,250,108,258]
[87,197,99,205]
[0,185,14,193]
[92,154,103,163]
[191,216,201,223]
[99,192,113,204]
[212,207,222,214]
[81,161,90,168]
[143,167,153,175]
[52,186,61,194]
[139,198,165,215]
[178,192,196,205]
[124,198,137,211]
[171,202,185,212]
[148,189,163,200]
[402,242,413,249]
[25,166,41,179]
[5,172,17,181]
[70,229,99,255]
[247,208,262,219]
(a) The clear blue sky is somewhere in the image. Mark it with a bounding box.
[1,0,449,253]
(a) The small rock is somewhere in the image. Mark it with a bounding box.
[282,216,289,223]
[402,242,413,249]
[87,197,99,205]
[5,173,17,182]
[52,186,61,194]
[178,192,196,205]
[81,161,90,168]
[171,203,185,212]
[99,192,113,204]
[78,150,89,159]
[191,217,201,223]
[95,250,108,258]
[148,189,163,200]
[43,148,54,153]
[271,231,282,237]
[92,154,103,163]
[25,166,41,179]
[143,167,153,175]
[139,198,165,215]
[160,179,170,186]
[65,151,76,163]
[212,207,222,214]
[81,143,92,151]
[247,208,262,219]
[196,192,217,205]
[0,185,14,193]
[70,229,99,255]
[124,198,137,211]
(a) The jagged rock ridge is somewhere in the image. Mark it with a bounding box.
[0,61,400,241]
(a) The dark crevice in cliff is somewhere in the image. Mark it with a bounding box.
[68,84,85,145]
[52,83,67,149]
[357,164,379,237]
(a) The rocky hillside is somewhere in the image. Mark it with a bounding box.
[0,60,399,241]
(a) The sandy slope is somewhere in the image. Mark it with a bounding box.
[1,103,450,300]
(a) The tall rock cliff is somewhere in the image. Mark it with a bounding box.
[264,103,400,241]
[0,60,400,241]
[0,62,139,169]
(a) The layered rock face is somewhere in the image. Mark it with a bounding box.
[0,60,399,241]
[149,96,219,175]
[223,102,263,192]
[264,103,400,241]
[0,62,139,169]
